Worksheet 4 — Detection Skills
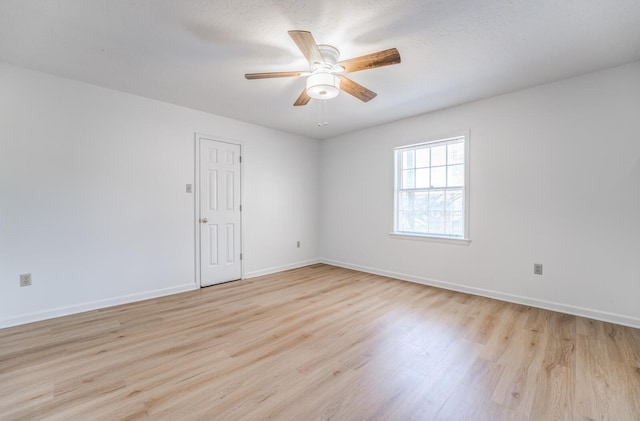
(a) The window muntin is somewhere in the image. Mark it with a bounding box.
[394,136,468,239]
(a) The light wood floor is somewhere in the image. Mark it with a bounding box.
[1,264,639,420]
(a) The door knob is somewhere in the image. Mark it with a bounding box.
[201,218,208,223]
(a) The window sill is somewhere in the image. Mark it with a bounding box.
[389,232,471,246]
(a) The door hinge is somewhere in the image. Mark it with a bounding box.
[239,155,242,163]
[240,253,243,260]
[239,204,242,212]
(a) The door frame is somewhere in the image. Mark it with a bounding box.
[194,133,244,287]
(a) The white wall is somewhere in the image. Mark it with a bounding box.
[3,60,639,330]
[320,61,640,327]
[0,62,320,328]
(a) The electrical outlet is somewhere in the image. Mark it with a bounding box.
[533,263,543,275]
[297,241,301,248]
[20,273,32,287]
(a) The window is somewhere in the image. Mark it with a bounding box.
[393,135,469,242]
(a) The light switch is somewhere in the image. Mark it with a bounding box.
[186,184,192,193]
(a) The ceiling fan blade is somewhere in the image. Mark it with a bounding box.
[245,71,304,80]
[339,76,377,102]
[337,48,401,73]
[288,30,324,64]
[294,88,311,106]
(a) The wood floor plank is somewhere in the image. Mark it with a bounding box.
[1,264,639,420]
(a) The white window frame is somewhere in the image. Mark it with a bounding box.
[390,132,470,245]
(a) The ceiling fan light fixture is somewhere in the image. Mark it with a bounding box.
[306,72,341,99]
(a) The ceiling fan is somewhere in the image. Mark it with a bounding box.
[245,30,401,106]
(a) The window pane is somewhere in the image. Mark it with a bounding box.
[447,164,464,187]
[398,211,412,231]
[416,148,430,168]
[431,145,446,166]
[399,191,413,210]
[428,211,444,234]
[429,191,444,211]
[445,190,464,211]
[402,150,415,169]
[414,191,428,210]
[447,212,464,237]
[447,142,464,165]
[402,169,415,188]
[415,168,430,188]
[413,212,429,233]
[431,166,446,187]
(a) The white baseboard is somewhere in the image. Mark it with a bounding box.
[0,283,197,329]
[320,258,640,329]
[244,258,321,279]
[1,259,318,329]
[6,259,638,331]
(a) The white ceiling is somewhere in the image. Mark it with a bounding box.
[1,1,639,140]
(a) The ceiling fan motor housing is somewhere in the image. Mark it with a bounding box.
[314,45,340,69]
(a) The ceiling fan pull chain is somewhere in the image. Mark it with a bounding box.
[323,99,328,126]
[317,99,329,127]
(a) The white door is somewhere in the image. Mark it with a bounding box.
[199,138,242,286]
